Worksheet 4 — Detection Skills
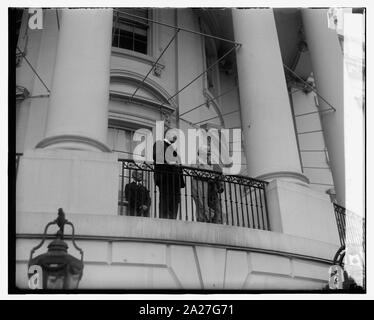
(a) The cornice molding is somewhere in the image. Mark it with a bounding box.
[110,90,175,114]
[111,47,165,72]
[110,69,177,110]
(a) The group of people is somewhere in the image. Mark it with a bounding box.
[124,132,224,223]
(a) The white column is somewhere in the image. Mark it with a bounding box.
[232,9,307,184]
[17,9,119,216]
[302,9,345,205]
[37,9,113,152]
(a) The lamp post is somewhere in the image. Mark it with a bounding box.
[28,208,84,289]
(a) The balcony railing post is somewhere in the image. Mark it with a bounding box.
[120,162,125,215]
[263,186,270,231]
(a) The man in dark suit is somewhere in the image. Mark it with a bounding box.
[125,170,151,217]
[153,133,185,219]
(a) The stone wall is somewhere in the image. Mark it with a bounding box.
[16,212,338,290]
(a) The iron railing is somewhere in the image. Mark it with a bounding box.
[118,159,270,230]
[334,203,365,247]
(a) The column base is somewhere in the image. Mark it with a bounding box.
[36,134,111,152]
[256,171,310,186]
[266,179,340,245]
[16,149,119,215]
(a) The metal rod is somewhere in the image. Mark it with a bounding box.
[128,167,132,216]
[202,178,206,222]
[297,129,324,135]
[29,219,59,261]
[55,9,60,30]
[184,175,188,221]
[190,177,195,222]
[309,182,335,186]
[179,86,238,117]
[239,184,245,227]
[223,182,229,225]
[120,162,125,215]
[161,44,238,109]
[248,187,255,228]
[16,46,50,93]
[25,94,50,99]
[283,64,336,112]
[147,170,151,217]
[130,29,180,100]
[334,208,345,246]
[263,188,270,231]
[259,188,266,230]
[193,109,239,125]
[113,9,241,46]
[244,186,250,228]
[228,182,234,226]
[175,116,199,128]
[294,109,334,117]
[154,168,157,218]
[303,166,331,170]
[234,184,239,226]
[65,221,84,261]
[253,187,261,229]
[300,149,328,152]
[218,182,223,225]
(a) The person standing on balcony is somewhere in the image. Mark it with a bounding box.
[192,146,224,223]
[153,131,185,219]
[124,170,151,217]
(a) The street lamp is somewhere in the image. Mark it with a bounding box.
[28,208,84,289]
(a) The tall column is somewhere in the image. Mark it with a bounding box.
[37,9,113,152]
[17,9,119,216]
[302,9,345,205]
[231,9,341,245]
[232,9,307,184]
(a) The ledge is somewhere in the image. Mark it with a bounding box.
[111,47,165,70]
[256,171,310,185]
[110,90,175,113]
[16,212,339,264]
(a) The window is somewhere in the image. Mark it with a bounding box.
[205,51,216,91]
[107,126,152,160]
[108,126,135,158]
[112,8,149,55]
[203,35,220,98]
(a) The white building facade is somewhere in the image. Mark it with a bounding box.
[14,8,364,290]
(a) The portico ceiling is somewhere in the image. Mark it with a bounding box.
[194,8,313,80]
[193,8,237,72]
[273,8,313,79]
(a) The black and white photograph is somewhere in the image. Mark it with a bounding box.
[4,0,371,302]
